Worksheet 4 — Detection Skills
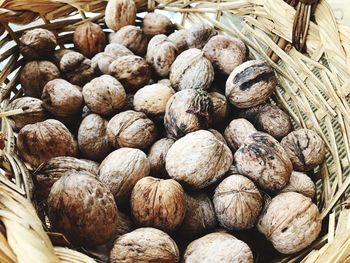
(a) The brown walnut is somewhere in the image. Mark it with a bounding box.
[224,118,257,151]
[105,0,136,31]
[279,171,315,198]
[142,12,175,38]
[91,52,115,75]
[208,91,229,128]
[168,29,188,53]
[186,23,217,49]
[148,138,175,178]
[104,43,133,58]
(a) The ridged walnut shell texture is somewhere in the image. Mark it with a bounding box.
[279,171,315,198]
[47,172,118,247]
[224,118,257,151]
[105,0,136,31]
[92,52,115,74]
[258,192,321,254]
[73,21,106,58]
[225,60,277,108]
[131,177,186,233]
[168,29,188,53]
[99,148,150,205]
[213,174,263,230]
[110,227,179,263]
[186,23,217,49]
[148,138,175,178]
[20,60,60,98]
[52,49,73,66]
[104,43,133,59]
[280,129,326,172]
[107,110,157,150]
[170,48,214,91]
[209,129,227,145]
[142,13,174,38]
[166,130,233,189]
[183,232,254,263]
[208,92,229,128]
[235,132,292,191]
[17,119,77,167]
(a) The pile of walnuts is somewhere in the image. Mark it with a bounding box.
[9,0,327,261]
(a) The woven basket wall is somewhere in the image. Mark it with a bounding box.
[0,0,350,262]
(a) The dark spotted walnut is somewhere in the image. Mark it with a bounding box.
[224,118,257,151]
[142,12,175,38]
[186,23,217,49]
[105,0,136,31]
[148,138,175,178]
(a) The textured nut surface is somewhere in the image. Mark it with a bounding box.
[209,129,227,145]
[224,118,257,151]
[281,129,326,172]
[73,21,106,58]
[203,35,247,75]
[110,227,179,263]
[186,23,217,49]
[258,192,321,254]
[168,29,188,53]
[148,138,175,178]
[20,60,60,98]
[19,28,57,60]
[104,43,133,58]
[170,48,214,91]
[226,60,277,108]
[83,75,126,115]
[280,171,315,198]
[7,97,47,131]
[99,148,150,205]
[183,232,253,263]
[52,49,74,66]
[114,211,135,239]
[109,25,148,56]
[91,52,115,74]
[142,12,174,37]
[166,130,233,189]
[213,174,262,230]
[131,177,186,232]
[107,110,157,150]
[17,119,77,167]
[235,132,292,191]
[105,0,136,31]
[208,92,229,127]
[47,172,118,246]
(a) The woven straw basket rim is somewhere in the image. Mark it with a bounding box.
[1,0,350,262]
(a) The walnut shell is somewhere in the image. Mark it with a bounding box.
[224,118,257,151]
[17,119,77,167]
[170,48,214,91]
[109,25,148,56]
[74,21,106,58]
[168,29,188,53]
[34,156,98,201]
[107,110,157,150]
[82,75,126,115]
[148,138,175,178]
[114,211,135,239]
[142,12,175,38]
[6,97,47,131]
[146,34,178,77]
[131,176,186,232]
[257,192,321,254]
[234,132,292,191]
[105,0,136,31]
[208,91,229,127]
[60,51,96,86]
[19,28,57,60]
[52,49,74,66]
[186,23,217,49]
[166,130,233,189]
[279,171,315,198]
[203,35,247,75]
[225,60,278,108]
[213,174,263,230]
[109,55,151,92]
[99,148,150,205]
[209,129,227,145]
[134,83,175,119]
[20,60,60,98]
[119,93,134,111]
[184,232,253,263]
[280,129,326,172]
[110,227,179,263]
[91,52,116,75]
[104,43,133,58]
[47,172,118,247]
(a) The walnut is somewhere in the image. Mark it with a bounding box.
[114,211,135,239]
[133,83,175,119]
[225,60,278,108]
[158,78,172,87]
[99,148,150,205]
[110,228,179,263]
[109,25,148,56]
[34,156,98,202]
[170,48,214,91]
[82,75,126,116]
[91,52,115,75]
[148,138,175,178]
[168,29,188,53]
[203,35,247,75]
[142,12,175,38]
[20,60,60,98]
[213,174,263,230]
[107,110,157,150]
[6,97,47,131]
[166,130,233,189]
[184,232,253,263]
[186,23,217,49]
[224,118,257,151]
[209,129,227,145]
[73,21,106,58]
[47,172,118,247]
[60,51,96,86]
[119,93,134,111]
[258,192,321,254]
[279,171,315,198]
[104,43,133,58]
[105,0,136,31]
[17,119,77,167]
[280,129,326,172]
[52,49,74,66]
[131,176,186,232]
[208,91,229,128]
[146,35,178,77]
[234,132,292,191]
[19,28,57,60]
[109,55,151,92]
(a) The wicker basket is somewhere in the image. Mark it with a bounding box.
[1,0,350,262]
